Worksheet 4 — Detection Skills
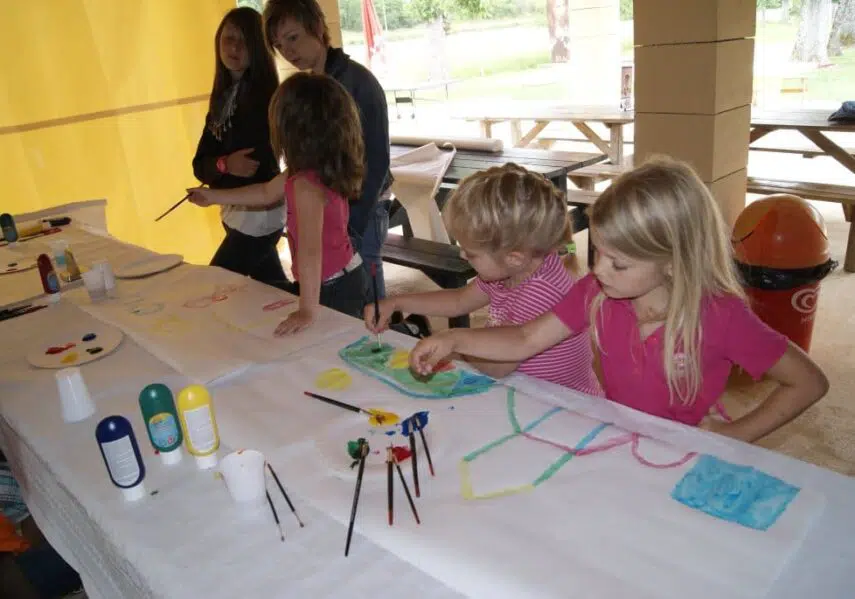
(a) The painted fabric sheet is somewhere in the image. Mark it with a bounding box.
[76,265,363,384]
[220,341,825,599]
[389,143,455,242]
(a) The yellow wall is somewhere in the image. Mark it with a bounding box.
[0,0,236,264]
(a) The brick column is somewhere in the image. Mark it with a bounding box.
[633,0,756,226]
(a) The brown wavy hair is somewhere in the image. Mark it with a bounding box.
[268,72,364,199]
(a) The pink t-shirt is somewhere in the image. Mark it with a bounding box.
[285,171,354,282]
[552,274,789,424]
[476,253,603,396]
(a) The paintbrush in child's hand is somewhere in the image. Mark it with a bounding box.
[370,262,382,352]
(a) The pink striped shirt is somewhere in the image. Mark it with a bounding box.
[475,253,603,396]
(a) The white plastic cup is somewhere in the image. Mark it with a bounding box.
[82,269,107,303]
[56,367,96,423]
[220,450,266,506]
[48,240,68,267]
[92,259,117,297]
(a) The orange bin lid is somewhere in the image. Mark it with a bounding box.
[732,194,830,269]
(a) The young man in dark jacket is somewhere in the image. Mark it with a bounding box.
[263,0,393,301]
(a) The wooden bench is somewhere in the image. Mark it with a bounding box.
[382,232,475,328]
[746,177,855,272]
[568,162,630,190]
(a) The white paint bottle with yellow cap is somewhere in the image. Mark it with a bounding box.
[176,384,220,469]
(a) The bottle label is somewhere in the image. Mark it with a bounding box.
[147,412,179,449]
[46,271,60,293]
[183,405,217,453]
[101,436,141,487]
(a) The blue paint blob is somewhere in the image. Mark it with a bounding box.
[384,430,396,436]
[400,411,429,436]
[82,333,97,342]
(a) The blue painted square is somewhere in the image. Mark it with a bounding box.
[671,454,800,531]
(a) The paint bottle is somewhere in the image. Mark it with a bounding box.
[36,254,61,303]
[0,213,18,243]
[95,415,146,501]
[139,383,183,465]
[64,248,82,280]
[176,384,220,469]
[17,221,47,238]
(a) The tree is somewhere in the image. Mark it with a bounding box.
[791,0,834,63]
[829,0,855,55]
[781,0,792,23]
[547,0,570,62]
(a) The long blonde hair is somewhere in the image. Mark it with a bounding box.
[590,157,744,405]
[443,163,575,265]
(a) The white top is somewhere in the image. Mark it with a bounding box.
[121,483,146,502]
[220,205,285,237]
[194,452,219,470]
[160,447,183,465]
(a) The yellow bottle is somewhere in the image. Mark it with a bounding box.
[176,384,220,469]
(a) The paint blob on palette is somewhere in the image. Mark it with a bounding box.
[339,336,495,399]
[27,325,124,369]
[314,409,437,479]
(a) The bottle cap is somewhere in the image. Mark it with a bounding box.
[195,452,218,470]
[160,447,183,465]
[121,483,146,502]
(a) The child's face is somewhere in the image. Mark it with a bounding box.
[459,245,512,282]
[271,18,326,73]
[219,21,250,75]
[591,233,669,300]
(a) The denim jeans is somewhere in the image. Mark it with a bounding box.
[350,198,391,301]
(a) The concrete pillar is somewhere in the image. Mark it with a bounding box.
[565,0,622,105]
[633,0,756,226]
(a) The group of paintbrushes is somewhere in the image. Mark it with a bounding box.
[263,462,305,542]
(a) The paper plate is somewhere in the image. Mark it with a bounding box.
[114,254,183,279]
[27,324,124,369]
[312,407,439,480]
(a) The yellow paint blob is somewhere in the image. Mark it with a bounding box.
[388,350,410,369]
[315,368,352,391]
[60,352,78,364]
[367,410,400,427]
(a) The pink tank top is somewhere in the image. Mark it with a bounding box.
[284,171,354,281]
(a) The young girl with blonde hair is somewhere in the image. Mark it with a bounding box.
[409,157,828,442]
[367,163,602,395]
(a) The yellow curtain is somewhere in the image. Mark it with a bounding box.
[0,0,238,264]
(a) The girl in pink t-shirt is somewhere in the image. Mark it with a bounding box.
[189,72,368,335]
[409,158,829,443]
[365,164,602,396]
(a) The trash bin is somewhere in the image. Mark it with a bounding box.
[732,194,837,353]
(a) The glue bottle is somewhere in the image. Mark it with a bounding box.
[95,415,146,501]
[36,254,61,303]
[139,383,184,465]
[0,213,18,243]
[176,384,220,469]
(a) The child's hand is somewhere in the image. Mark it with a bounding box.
[409,331,457,375]
[363,298,396,334]
[226,148,260,178]
[274,309,316,337]
[187,187,217,207]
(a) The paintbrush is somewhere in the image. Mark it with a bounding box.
[392,447,421,525]
[344,439,368,556]
[303,391,385,423]
[409,429,420,498]
[387,445,394,526]
[413,416,435,477]
[154,187,200,223]
[370,262,382,352]
[265,490,285,542]
[267,463,304,528]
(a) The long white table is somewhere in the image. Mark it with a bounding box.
[1,216,854,599]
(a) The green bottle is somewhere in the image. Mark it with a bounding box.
[139,383,184,465]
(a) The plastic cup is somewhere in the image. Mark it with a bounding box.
[220,449,266,506]
[48,240,68,267]
[56,367,96,423]
[82,269,107,303]
[92,259,117,297]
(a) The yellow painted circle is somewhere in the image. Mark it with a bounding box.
[315,368,352,391]
[388,350,410,369]
[367,410,400,427]
[60,352,79,364]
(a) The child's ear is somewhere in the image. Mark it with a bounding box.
[505,251,526,269]
[664,262,674,278]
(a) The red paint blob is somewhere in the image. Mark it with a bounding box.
[45,342,75,355]
[434,359,454,372]
[391,446,411,462]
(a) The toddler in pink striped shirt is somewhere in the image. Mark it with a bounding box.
[364,163,602,396]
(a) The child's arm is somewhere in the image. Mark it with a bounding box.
[707,342,828,442]
[364,283,490,333]
[274,177,324,336]
[187,173,285,209]
[409,311,573,375]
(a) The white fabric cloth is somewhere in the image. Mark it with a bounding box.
[220,204,285,237]
[390,143,456,242]
[391,135,503,153]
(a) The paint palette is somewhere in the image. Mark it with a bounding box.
[313,408,439,480]
[114,254,183,279]
[0,246,37,275]
[27,325,124,369]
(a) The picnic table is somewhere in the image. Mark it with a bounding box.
[451,102,634,164]
[382,79,456,119]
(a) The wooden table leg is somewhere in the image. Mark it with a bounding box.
[572,121,613,160]
[608,124,624,165]
[846,220,855,273]
[510,120,522,146]
[479,120,493,138]
[799,129,855,223]
[515,121,549,148]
